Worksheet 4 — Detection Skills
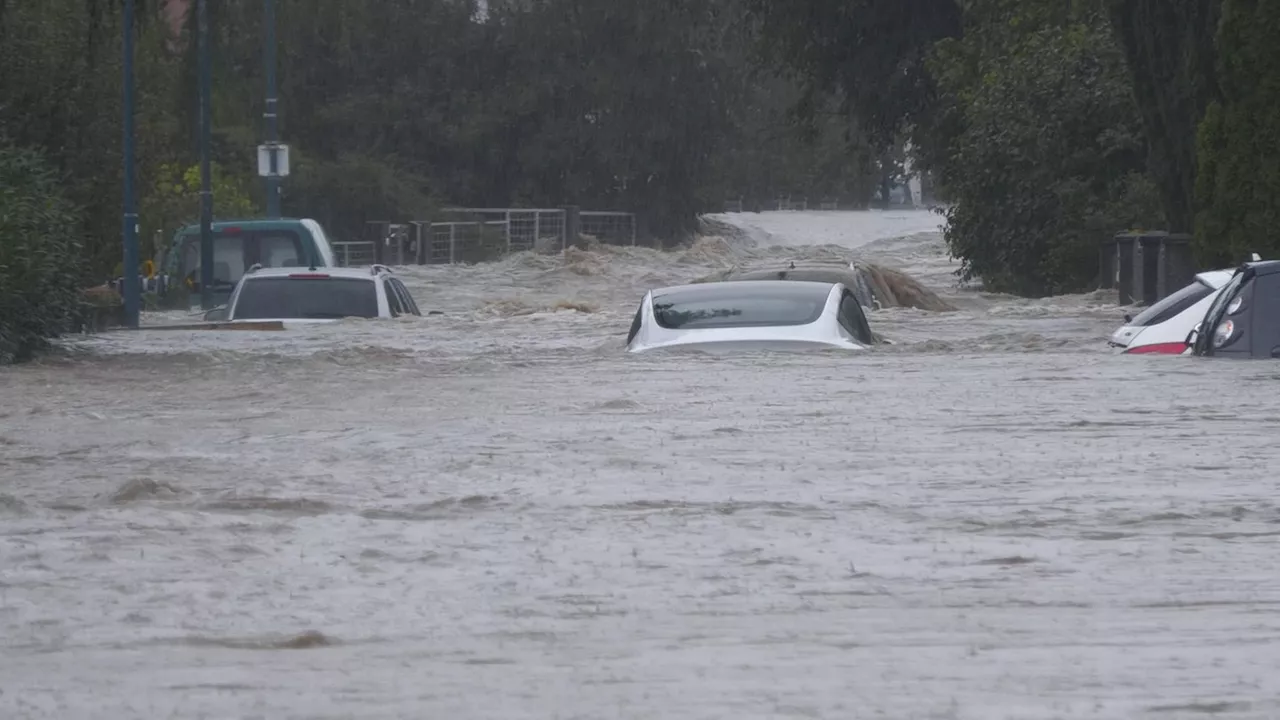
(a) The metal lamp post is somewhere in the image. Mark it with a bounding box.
[121,0,140,328]
[198,0,214,310]
[263,0,284,217]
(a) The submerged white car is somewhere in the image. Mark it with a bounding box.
[203,265,422,326]
[1108,269,1233,354]
[625,279,876,353]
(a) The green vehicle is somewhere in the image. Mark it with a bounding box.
[154,218,339,310]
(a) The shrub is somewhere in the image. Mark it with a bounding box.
[0,143,85,364]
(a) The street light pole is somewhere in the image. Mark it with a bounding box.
[264,0,281,217]
[198,0,214,310]
[121,0,140,328]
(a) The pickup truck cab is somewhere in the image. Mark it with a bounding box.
[204,265,421,326]
[156,218,338,310]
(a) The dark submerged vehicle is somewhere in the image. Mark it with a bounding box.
[1189,260,1280,359]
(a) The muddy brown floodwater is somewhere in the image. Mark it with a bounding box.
[3,210,1280,720]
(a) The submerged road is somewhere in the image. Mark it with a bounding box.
[2,210,1278,719]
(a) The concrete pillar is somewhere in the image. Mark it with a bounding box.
[1157,233,1195,300]
[562,205,581,251]
[1136,234,1163,306]
[1099,234,1118,290]
[1116,233,1137,305]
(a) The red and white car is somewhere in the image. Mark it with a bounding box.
[1108,269,1233,354]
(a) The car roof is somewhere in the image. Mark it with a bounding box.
[729,266,862,283]
[242,266,386,280]
[1244,259,1280,276]
[651,279,837,299]
[1195,269,1236,287]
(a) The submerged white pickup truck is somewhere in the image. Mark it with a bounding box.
[203,264,422,326]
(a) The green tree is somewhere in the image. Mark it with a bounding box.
[140,161,259,258]
[0,142,85,364]
[933,2,1163,296]
[1108,0,1221,238]
[1194,0,1280,266]
[743,0,963,155]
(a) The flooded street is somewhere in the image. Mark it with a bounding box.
[3,210,1280,719]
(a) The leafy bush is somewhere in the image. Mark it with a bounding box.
[0,143,85,363]
[931,9,1164,296]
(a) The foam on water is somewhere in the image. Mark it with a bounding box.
[3,210,1279,720]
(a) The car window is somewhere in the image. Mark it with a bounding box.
[838,291,873,344]
[231,276,379,319]
[180,234,245,288]
[1195,270,1247,354]
[626,304,644,345]
[254,232,306,268]
[652,285,829,330]
[390,278,420,315]
[383,279,404,317]
[1129,279,1214,327]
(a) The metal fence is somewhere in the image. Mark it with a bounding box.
[438,208,568,255]
[333,241,376,267]
[581,211,636,246]
[332,207,640,268]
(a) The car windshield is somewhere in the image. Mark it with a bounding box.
[652,284,829,330]
[1128,279,1215,327]
[231,276,379,319]
[1195,269,1248,351]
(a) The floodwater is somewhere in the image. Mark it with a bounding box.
[3,210,1280,720]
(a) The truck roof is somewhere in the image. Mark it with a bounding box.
[175,218,313,233]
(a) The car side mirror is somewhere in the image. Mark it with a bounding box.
[1123,313,1133,323]
[203,305,228,322]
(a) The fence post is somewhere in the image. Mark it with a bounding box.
[630,213,636,246]
[562,205,581,250]
[449,223,457,265]
[534,211,541,251]
[414,222,426,265]
[504,210,512,255]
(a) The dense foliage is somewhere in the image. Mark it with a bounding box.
[1194,0,1280,265]
[0,143,86,364]
[931,3,1162,295]
[6,0,1278,356]
[0,0,889,283]
[1108,0,1220,237]
[750,0,1280,292]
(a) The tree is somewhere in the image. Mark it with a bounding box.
[743,0,963,155]
[1194,0,1280,265]
[933,2,1163,296]
[1108,0,1221,237]
[0,142,85,364]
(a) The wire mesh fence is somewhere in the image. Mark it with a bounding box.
[580,211,636,246]
[334,207,636,268]
[438,208,567,255]
[333,241,376,267]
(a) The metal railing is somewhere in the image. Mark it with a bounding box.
[438,208,568,255]
[333,207,640,268]
[580,211,636,246]
[333,241,376,267]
